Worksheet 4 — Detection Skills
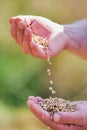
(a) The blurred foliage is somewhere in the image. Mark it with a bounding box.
[0,0,87,129]
[0,103,48,130]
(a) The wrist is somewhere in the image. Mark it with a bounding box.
[63,24,76,51]
[53,22,69,49]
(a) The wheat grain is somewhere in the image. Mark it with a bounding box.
[39,97,76,119]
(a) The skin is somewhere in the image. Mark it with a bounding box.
[9,15,67,59]
[10,16,87,130]
[27,96,87,130]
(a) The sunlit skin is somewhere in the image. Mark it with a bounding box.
[9,15,67,59]
[10,16,87,130]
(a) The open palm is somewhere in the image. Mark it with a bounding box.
[10,15,67,59]
[27,96,87,130]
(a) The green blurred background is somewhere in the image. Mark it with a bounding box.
[0,0,87,129]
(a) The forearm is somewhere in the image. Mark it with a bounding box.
[64,19,87,59]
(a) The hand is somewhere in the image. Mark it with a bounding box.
[9,15,68,59]
[53,100,87,130]
[27,96,86,130]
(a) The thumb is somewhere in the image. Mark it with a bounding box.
[53,111,84,126]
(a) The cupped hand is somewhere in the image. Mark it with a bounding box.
[53,100,87,130]
[27,96,84,130]
[9,15,67,59]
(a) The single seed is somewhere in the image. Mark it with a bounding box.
[47,69,51,72]
[52,90,56,94]
[47,57,52,65]
[48,72,51,76]
[49,80,54,84]
[48,61,52,65]
[49,87,53,91]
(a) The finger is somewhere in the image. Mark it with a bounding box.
[28,96,42,101]
[28,96,43,104]
[17,21,26,30]
[36,97,43,102]
[27,99,50,121]
[22,27,32,54]
[28,96,38,103]
[53,111,84,126]
[15,17,27,46]
[10,19,18,44]
[27,99,70,130]
[9,17,15,25]
[10,17,25,45]
[16,21,26,46]
[10,16,26,25]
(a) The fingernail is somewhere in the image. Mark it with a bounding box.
[53,114,61,123]
[27,100,32,107]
